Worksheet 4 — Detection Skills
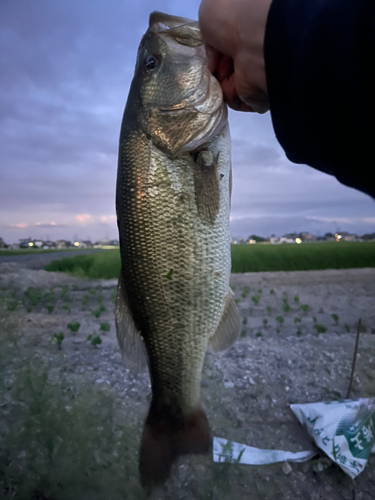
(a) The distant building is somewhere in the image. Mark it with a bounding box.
[279,237,296,244]
[73,240,87,248]
[82,240,93,248]
[339,232,358,242]
[94,238,110,247]
[19,238,34,248]
[94,238,119,247]
[270,236,296,245]
[246,234,266,243]
[323,232,335,241]
[299,232,317,242]
[270,237,296,244]
[42,240,56,249]
[362,232,375,240]
[331,231,359,242]
[55,240,72,249]
[283,232,298,240]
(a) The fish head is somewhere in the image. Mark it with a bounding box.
[131,11,227,157]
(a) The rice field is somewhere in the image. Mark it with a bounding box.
[231,241,375,273]
[44,242,375,279]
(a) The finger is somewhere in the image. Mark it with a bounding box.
[199,0,237,56]
[216,54,233,83]
[221,72,255,112]
[228,97,256,112]
[238,93,270,113]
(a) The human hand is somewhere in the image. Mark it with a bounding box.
[199,0,272,113]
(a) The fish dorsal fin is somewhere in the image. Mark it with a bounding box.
[209,289,240,352]
[115,275,148,372]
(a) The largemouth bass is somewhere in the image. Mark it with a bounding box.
[115,11,240,486]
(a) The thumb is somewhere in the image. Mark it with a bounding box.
[238,93,270,114]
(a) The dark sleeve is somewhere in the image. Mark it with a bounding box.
[264,0,375,198]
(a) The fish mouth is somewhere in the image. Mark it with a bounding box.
[149,11,197,33]
[148,11,202,48]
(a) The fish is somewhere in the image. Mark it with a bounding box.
[115,11,240,487]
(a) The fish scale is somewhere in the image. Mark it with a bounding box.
[115,11,240,486]
[119,131,230,411]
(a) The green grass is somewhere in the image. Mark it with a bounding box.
[45,250,120,279]
[231,241,375,273]
[0,328,141,500]
[0,248,100,256]
[44,242,375,279]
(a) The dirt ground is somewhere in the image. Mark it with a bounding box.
[1,261,374,499]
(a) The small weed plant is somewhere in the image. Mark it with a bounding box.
[67,322,80,333]
[251,294,260,305]
[87,334,102,347]
[50,332,64,349]
[314,324,327,333]
[276,316,284,325]
[331,313,339,324]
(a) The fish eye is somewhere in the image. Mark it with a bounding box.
[145,55,158,70]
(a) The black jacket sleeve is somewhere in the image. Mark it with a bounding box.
[264,0,375,198]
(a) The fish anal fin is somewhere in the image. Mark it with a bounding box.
[115,275,148,372]
[209,290,240,352]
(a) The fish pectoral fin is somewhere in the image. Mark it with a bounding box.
[115,275,148,372]
[208,290,240,352]
[193,150,220,224]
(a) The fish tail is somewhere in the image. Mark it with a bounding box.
[139,408,211,487]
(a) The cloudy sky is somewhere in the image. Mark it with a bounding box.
[1,0,374,244]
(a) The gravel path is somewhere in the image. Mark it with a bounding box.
[1,262,374,499]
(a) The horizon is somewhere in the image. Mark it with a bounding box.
[2,229,375,247]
